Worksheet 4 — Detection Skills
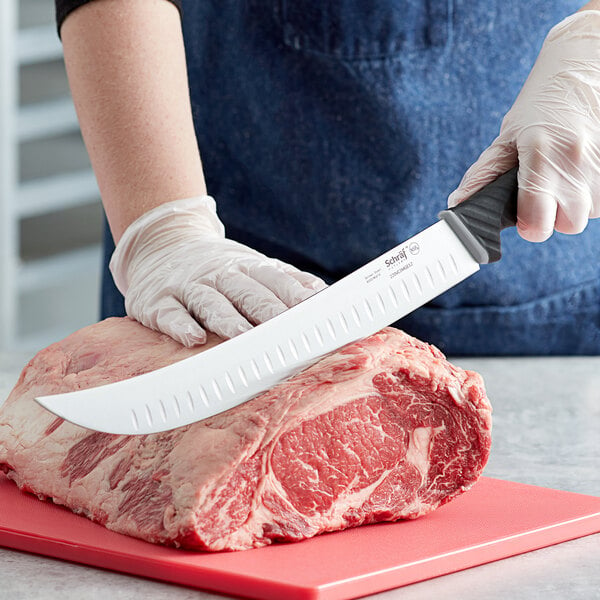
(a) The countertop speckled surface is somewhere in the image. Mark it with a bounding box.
[0,352,599,600]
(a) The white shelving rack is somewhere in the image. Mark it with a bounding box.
[0,0,103,353]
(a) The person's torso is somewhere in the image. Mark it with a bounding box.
[175,0,600,353]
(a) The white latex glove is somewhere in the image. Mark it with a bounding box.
[110,196,327,347]
[448,10,600,242]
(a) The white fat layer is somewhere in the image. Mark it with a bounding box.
[448,386,466,406]
[405,426,435,477]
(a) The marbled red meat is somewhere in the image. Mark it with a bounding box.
[0,317,491,551]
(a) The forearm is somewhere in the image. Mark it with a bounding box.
[61,0,206,243]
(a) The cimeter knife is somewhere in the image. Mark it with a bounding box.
[35,168,518,435]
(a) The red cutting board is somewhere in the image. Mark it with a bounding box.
[1,475,599,600]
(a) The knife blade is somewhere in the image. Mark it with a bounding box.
[35,168,518,435]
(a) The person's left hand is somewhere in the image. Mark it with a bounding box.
[448,10,600,242]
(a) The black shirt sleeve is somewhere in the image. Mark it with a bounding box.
[55,0,183,37]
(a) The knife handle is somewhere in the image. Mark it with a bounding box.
[438,167,518,264]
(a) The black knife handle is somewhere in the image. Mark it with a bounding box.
[438,167,518,264]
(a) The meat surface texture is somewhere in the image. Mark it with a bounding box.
[0,318,492,551]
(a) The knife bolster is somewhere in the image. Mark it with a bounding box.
[437,211,494,264]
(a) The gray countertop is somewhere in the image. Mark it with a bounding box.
[1,351,599,600]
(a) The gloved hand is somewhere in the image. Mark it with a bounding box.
[110,196,327,346]
[448,10,600,242]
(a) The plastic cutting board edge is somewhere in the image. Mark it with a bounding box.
[1,475,599,600]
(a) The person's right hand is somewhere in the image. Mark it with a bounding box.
[110,197,327,347]
[447,10,600,242]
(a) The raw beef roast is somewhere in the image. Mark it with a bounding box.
[0,318,491,551]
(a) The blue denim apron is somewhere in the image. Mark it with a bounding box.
[102,0,599,355]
